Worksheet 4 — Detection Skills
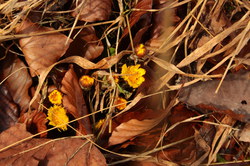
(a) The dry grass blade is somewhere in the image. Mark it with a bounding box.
[177,11,250,68]
[215,20,250,93]
[190,129,210,166]
[207,116,236,165]
[0,20,116,42]
[109,136,194,165]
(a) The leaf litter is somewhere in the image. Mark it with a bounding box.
[0,0,250,165]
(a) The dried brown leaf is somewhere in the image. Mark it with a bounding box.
[128,160,163,166]
[0,124,107,166]
[0,55,32,112]
[179,72,250,122]
[16,19,72,76]
[239,123,250,142]
[157,105,197,165]
[72,0,112,22]
[61,66,91,135]
[109,109,164,146]
[0,85,19,132]
[109,118,159,146]
[121,0,152,39]
[65,27,103,60]
[210,0,231,35]
[18,110,48,137]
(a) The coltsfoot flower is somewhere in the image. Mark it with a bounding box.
[95,119,105,129]
[121,64,146,88]
[47,105,69,131]
[113,75,119,83]
[48,89,62,105]
[79,75,94,90]
[135,44,147,58]
[115,97,127,110]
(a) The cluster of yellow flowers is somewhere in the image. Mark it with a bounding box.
[47,90,69,131]
[46,48,146,131]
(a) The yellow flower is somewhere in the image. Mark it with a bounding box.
[135,44,147,58]
[48,89,62,105]
[115,97,127,110]
[47,105,69,131]
[113,75,119,83]
[79,75,94,90]
[121,64,146,88]
[95,119,105,129]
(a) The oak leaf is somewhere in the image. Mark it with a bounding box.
[0,85,19,132]
[0,124,107,166]
[16,19,72,76]
[71,0,112,22]
[108,109,162,146]
[121,0,152,39]
[179,72,250,122]
[65,27,103,60]
[0,55,32,113]
[61,66,92,135]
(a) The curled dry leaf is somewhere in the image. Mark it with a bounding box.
[16,19,72,76]
[0,55,32,113]
[65,27,103,60]
[61,66,92,135]
[0,85,19,132]
[157,105,197,165]
[108,109,163,146]
[109,118,159,146]
[0,124,107,166]
[71,0,112,22]
[18,110,48,137]
[179,72,250,122]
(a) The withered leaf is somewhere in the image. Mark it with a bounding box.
[61,66,92,135]
[18,110,48,137]
[209,1,231,35]
[157,105,197,165]
[0,85,19,132]
[121,0,152,39]
[17,19,72,77]
[0,55,32,112]
[71,0,112,22]
[108,109,163,146]
[0,124,107,166]
[239,123,250,142]
[179,72,250,122]
[65,27,103,60]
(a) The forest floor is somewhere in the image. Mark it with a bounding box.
[0,0,249,165]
